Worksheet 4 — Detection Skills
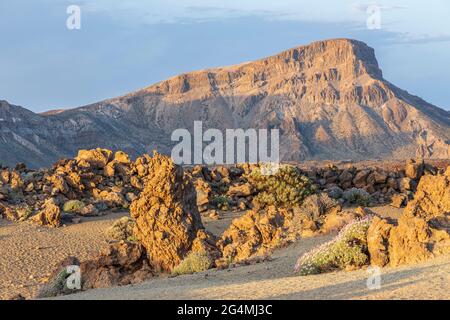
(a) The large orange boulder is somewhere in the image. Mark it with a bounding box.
[388,168,450,266]
[130,153,217,272]
[217,193,366,264]
[367,216,393,267]
[37,242,153,297]
[368,167,450,267]
[30,198,62,228]
[217,206,292,263]
[75,148,113,168]
[80,242,153,290]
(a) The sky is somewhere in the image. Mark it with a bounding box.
[0,0,449,112]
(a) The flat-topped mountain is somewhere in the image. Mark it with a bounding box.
[1,39,449,167]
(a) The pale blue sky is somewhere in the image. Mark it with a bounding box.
[1,0,449,112]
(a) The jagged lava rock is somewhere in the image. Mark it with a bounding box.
[30,198,62,227]
[217,193,367,263]
[367,216,393,267]
[368,167,450,267]
[80,241,153,290]
[75,148,113,169]
[37,242,154,297]
[130,153,218,272]
[217,206,293,263]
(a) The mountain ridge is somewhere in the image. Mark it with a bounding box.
[1,38,449,168]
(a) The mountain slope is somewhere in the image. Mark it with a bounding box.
[1,39,449,167]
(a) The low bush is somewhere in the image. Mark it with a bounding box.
[172,251,212,276]
[294,216,373,275]
[63,200,85,213]
[212,195,231,211]
[248,165,316,208]
[105,216,136,242]
[343,188,371,206]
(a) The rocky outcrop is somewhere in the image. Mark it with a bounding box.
[217,193,368,264]
[227,183,254,197]
[405,159,425,180]
[390,194,408,208]
[288,193,342,237]
[368,167,450,267]
[388,216,434,266]
[36,154,227,297]
[194,178,212,213]
[80,241,153,290]
[403,167,450,221]
[0,151,448,228]
[388,168,450,266]
[367,216,393,267]
[309,160,440,204]
[130,153,218,272]
[30,198,62,227]
[0,149,148,225]
[217,206,292,264]
[37,242,154,297]
[75,148,113,169]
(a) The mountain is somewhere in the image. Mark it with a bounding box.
[1,39,449,168]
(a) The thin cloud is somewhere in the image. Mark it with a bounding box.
[390,34,450,45]
[351,3,407,13]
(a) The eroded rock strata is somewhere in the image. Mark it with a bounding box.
[1,39,450,168]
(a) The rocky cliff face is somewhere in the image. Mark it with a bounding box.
[1,39,449,167]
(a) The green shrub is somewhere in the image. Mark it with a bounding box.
[294,216,373,275]
[63,200,85,213]
[212,195,230,211]
[210,181,229,193]
[172,251,212,276]
[343,188,371,206]
[105,216,137,242]
[248,165,316,208]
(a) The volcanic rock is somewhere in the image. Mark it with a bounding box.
[31,198,62,227]
[80,241,153,290]
[130,153,217,272]
[367,216,393,267]
[368,167,450,267]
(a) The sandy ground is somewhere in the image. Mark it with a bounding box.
[1,206,449,300]
[54,238,450,300]
[0,212,126,299]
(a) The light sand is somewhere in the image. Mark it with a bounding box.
[1,206,449,300]
[54,238,450,300]
[0,212,126,299]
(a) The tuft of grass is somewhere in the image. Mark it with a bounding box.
[294,216,373,275]
[105,216,137,242]
[63,200,85,213]
[172,251,212,276]
[343,188,371,206]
